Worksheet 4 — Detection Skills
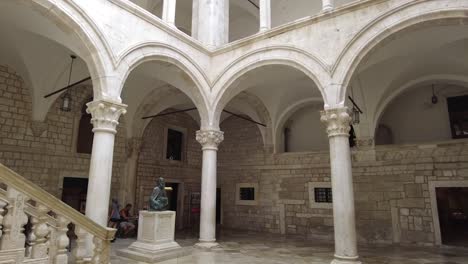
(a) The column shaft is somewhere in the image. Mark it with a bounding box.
[321,108,360,264]
[199,148,217,242]
[162,0,177,26]
[259,0,271,32]
[85,131,116,226]
[193,0,229,47]
[85,100,127,227]
[195,130,224,248]
[322,0,334,11]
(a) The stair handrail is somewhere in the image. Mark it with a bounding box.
[0,164,115,242]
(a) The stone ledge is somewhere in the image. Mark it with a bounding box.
[117,246,192,263]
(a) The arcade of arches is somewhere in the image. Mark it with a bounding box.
[1,0,468,263]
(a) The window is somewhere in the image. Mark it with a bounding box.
[236,183,258,205]
[77,98,94,154]
[314,187,332,203]
[308,182,333,209]
[239,187,255,201]
[166,129,183,160]
[447,95,468,139]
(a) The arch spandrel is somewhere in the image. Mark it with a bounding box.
[210,47,330,130]
[117,44,211,129]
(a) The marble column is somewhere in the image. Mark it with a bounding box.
[322,0,334,11]
[192,0,229,48]
[259,0,271,32]
[162,0,176,27]
[195,130,224,248]
[120,137,143,208]
[85,100,127,227]
[320,108,361,264]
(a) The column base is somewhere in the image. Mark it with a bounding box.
[194,241,220,249]
[331,255,361,264]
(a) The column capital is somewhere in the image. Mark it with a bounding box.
[126,137,143,158]
[86,100,127,134]
[196,130,224,150]
[320,107,351,137]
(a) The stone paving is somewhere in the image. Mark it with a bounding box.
[110,230,468,264]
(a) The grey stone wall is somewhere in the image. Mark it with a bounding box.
[0,64,126,199]
[218,115,468,246]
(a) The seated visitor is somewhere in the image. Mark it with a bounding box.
[108,198,121,229]
[119,203,136,237]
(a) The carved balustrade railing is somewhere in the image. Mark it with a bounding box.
[0,164,116,263]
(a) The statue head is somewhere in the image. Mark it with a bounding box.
[158,177,165,188]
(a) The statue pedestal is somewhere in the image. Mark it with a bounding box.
[117,211,191,263]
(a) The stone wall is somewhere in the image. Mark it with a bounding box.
[218,115,468,246]
[136,111,202,228]
[0,64,126,199]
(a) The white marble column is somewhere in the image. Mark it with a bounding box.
[192,0,229,48]
[195,130,224,248]
[320,108,361,264]
[162,0,176,27]
[85,100,127,227]
[259,0,271,32]
[322,0,334,12]
[120,137,143,208]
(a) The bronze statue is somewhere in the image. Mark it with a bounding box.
[149,177,168,211]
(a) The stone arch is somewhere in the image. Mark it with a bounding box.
[211,46,329,129]
[372,74,468,140]
[332,2,468,107]
[28,0,114,99]
[117,43,211,128]
[274,98,324,153]
[1,0,116,123]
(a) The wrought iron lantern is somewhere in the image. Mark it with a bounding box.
[59,55,77,112]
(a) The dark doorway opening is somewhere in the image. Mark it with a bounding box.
[166,183,179,212]
[216,188,221,225]
[61,177,88,214]
[436,187,468,247]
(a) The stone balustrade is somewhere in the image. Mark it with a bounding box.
[0,164,116,264]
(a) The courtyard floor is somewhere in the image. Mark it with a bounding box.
[110,230,468,264]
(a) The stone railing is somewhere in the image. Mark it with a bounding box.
[0,164,116,263]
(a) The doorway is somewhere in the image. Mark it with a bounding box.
[216,188,221,225]
[436,187,468,247]
[165,182,179,212]
[61,177,88,214]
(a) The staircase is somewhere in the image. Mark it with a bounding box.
[0,164,115,263]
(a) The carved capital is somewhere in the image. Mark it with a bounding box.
[86,100,127,134]
[126,137,143,158]
[196,130,224,150]
[320,107,352,137]
[30,121,48,137]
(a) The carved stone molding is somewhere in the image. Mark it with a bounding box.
[30,121,48,137]
[355,138,374,148]
[86,100,127,134]
[196,130,224,150]
[126,137,143,158]
[320,107,352,137]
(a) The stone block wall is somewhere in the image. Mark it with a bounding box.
[218,115,468,246]
[136,111,202,227]
[0,64,126,199]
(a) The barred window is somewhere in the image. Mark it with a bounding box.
[314,187,332,203]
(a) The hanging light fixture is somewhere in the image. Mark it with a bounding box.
[352,106,360,125]
[431,84,438,104]
[60,55,77,112]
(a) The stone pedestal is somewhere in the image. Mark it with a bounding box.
[117,211,190,263]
